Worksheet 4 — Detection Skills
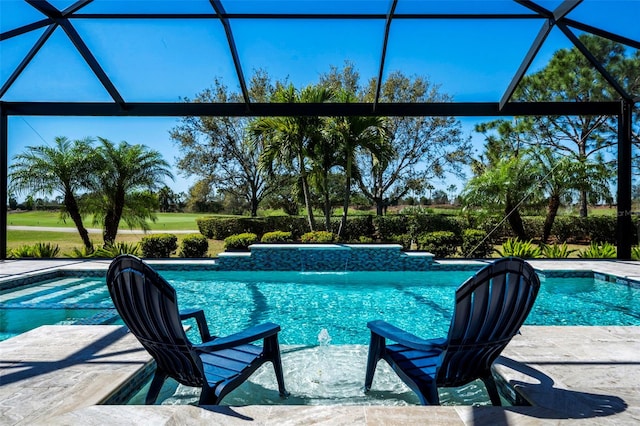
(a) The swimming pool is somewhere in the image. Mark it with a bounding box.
[2,267,639,406]
[2,269,639,344]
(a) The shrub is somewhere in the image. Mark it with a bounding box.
[179,234,209,258]
[67,245,96,258]
[224,233,258,251]
[496,238,541,258]
[261,231,293,243]
[373,216,408,240]
[300,231,337,243]
[460,229,493,258]
[409,214,463,239]
[9,242,60,258]
[141,234,178,258]
[540,242,576,259]
[577,242,617,259]
[388,233,412,250]
[94,242,142,258]
[633,245,640,260]
[416,231,459,258]
[8,245,34,258]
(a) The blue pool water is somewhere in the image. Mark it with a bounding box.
[1,270,639,344]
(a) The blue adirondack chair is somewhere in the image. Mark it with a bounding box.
[107,254,288,405]
[364,257,540,405]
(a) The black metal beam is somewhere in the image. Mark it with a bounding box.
[61,0,93,16]
[0,24,58,99]
[557,22,633,102]
[0,19,53,41]
[209,0,250,108]
[563,18,640,50]
[373,0,398,111]
[552,0,582,21]
[500,19,553,110]
[0,101,621,117]
[26,0,63,19]
[0,104,7,260]
[617,100,633,259]
[57,20,126,107]
[69,13,541,20]
[514,1,553,17]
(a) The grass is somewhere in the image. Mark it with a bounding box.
[8,211,203,230]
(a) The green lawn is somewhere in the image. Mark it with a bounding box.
[7,211,203,230]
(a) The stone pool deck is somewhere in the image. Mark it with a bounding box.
[1,259,640,425]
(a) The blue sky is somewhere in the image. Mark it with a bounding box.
[1,0,639,199]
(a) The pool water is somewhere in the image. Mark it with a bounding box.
[2,270,639,344]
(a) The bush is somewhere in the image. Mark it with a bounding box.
[577,242,617,259]
[9,242,60,258]
[224,233,258,251]
[197,216,309,240]
[540,242,575,259]
[495,238,541,258]
[261,231,293,243]
[141,234,178,258]
[179,234,209,258]
[460,229,493,258]
[373,216,408,240]
[416,231,459,258]
[409,214,463,239]
[388,233,411,250]
[94,242,142,258]
[633,246,640,260]
[301,231,337,243]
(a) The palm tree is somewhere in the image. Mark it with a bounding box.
[86,138,173,246]
[9,136,94,250]
[327,90,389,236]
[251,84,334,231]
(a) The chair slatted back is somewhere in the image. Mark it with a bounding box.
[438,257,540,387]
[107,255,204,387]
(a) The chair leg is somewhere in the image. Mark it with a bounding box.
[364,333,385,392]
[145,369,168,405]
[416,381,440,405]
[481,373,502,406]
[265,335,289,397]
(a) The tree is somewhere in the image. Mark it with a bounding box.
[86,138,173,246]
[9,136,94,249]
[171,71,281,217]
[513,34,640,217]
[326,90,389,236]
[359,71,472,215]
[463,122,541,240]
[252,84,334,231]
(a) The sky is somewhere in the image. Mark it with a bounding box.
[1,0,639,200]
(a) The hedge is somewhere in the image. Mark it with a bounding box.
[141,234,178,258]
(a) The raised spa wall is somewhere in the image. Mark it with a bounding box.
[216,244,434,271]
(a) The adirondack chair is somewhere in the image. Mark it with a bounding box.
[107,254,288,405]
[364,257,540,405]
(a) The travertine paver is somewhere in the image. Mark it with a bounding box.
[0,325,150,425]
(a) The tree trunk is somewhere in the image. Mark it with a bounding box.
[299,170,315,231]
[65,192,92,250]
[338,175,351,237]
[543,194,561,243]
[505,194,527,240]
[250,194,258,217]
[579,189,588,217]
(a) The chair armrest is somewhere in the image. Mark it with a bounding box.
[180,308,212,342]
[367,320,447,351]
[195,322,281,351]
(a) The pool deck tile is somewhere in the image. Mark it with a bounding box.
[1,324,639,425]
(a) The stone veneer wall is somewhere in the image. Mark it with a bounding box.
[216,244,434,271]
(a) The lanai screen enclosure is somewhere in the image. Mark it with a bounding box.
[1,0,638,259]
